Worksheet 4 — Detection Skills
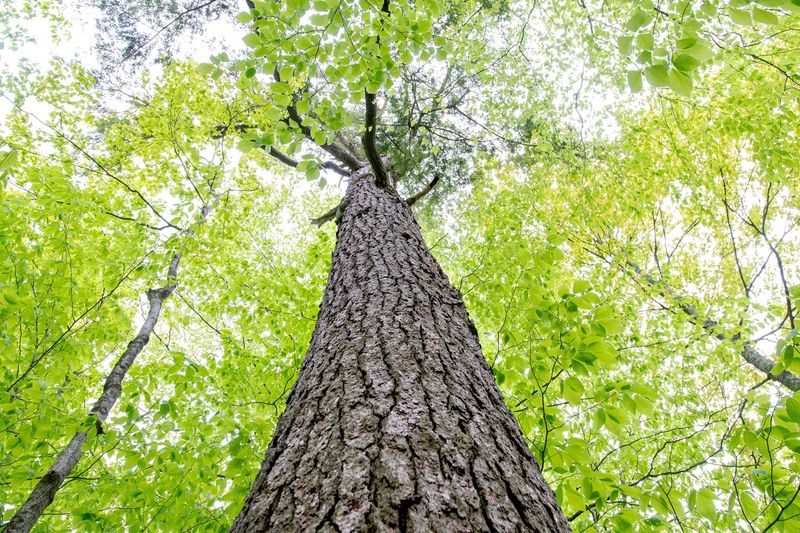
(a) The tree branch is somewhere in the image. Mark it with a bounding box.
[283,101,362,170]
[210,123,349,176]
[267,146,348,177]
[361,0,391,188]
[363,90,390,188]
[744,52,800,88]
[310,204,340,227]
[405,174,440,206]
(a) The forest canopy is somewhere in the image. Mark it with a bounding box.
[1,0,800,531]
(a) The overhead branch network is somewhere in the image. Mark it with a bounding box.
[243,0,367,178]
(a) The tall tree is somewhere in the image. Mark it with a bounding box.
[220,0,570,528]
[3,0,800,531]
[232,166,568,529]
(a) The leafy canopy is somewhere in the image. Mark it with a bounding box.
[1,0,800,531]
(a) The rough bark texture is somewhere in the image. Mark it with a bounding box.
[233,167,569,532]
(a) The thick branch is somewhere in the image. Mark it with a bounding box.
[284,104,362,170]
[405,174,440,206]
[362,91,390,188]
[266,147,348,177]
[310,204,339,227]
[268,146,298,168]
[211,123,350,176]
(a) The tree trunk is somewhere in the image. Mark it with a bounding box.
[233,167,569,532]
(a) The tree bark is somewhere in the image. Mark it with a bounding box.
[233,167,569,532]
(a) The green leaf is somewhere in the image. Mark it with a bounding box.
[237,140,255,153]
[644,64,670,88]
[310,13,329,26]
[197,63,215,75]
[587,339,617,365]
[634,395,654,416]
[695,488,717,520]
[0,149,17,172]
[82,413,98,430]
[786,433,800,453]
[701,2,717,16]
[636,32,654,50]
[264,107,285,122]
[296,99,310,114]
[636,50,652,64]
[599,318,624,336]
[626,10,653,31]
[753,7,780,24]
[235,12,254,23]
[682,40,714,62]
[789,285,800,299]
[618,35,634,57]
[669,68,693,96]
[573,279,591,293]
[786,397,800,422]
[562,376,585,405]
[672,53,701,72]
[728,7,752,25]
[279,66,294,81]
[242,33,261,47]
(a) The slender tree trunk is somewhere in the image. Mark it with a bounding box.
[4,202,214,533]
[233,167,569,532]
[3,283,174,533]
[625,260,800,391]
